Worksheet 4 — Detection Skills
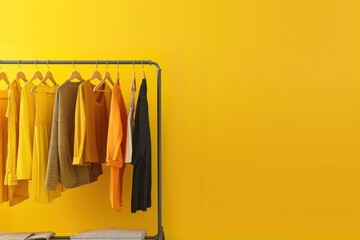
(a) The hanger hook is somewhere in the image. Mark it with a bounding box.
[132,60,136,80]
[17,60,22,71]
[96,60,98,70]
[73,60,76,71]
[117,60,119,70]
[106,60,108,70]
[142,60,144,70]
[34,60,39,70]
[47,60,50,70]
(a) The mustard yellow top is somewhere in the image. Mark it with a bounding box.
[73,81,111,165]
[0,88,8,203]
[30,84,62,203]
[106,82,127,211]
[17,81,36,180]
[4,80,29,206]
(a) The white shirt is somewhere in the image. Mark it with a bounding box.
[124,73,137,163]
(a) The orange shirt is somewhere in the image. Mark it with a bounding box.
[106,81,127,211]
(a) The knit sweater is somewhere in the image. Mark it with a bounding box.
[46,81,102,190]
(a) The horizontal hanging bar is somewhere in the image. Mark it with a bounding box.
[0,60,161,70]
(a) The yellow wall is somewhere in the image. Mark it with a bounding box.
[0,0,360,239]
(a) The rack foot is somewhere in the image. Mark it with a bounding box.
[157,227,165,240]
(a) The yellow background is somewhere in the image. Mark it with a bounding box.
[0,0,360,239]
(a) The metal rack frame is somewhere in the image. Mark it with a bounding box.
[0,60,164,240]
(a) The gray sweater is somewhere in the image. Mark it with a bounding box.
[45,81,102,190]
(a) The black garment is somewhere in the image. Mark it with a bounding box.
[131,78,151,213]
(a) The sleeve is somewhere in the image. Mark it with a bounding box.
[106,87,123,168]
[5,83,11,119]
[73,85,87,165]
[4,86,13,186]
[45,90,60,190]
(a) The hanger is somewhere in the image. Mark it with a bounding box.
[130,61,136,91]
[42,61,57,85]
[14,60,28,84]
[87,60,102,82]
[114,60,119,84]
[31,61,57,93]
[0,64,10,85]
[93,61,113,92]
[0,62,8,94]
[141,60,146,79]
[29,60,45,84]
[66,60,85,82]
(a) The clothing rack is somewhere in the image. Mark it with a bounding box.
[0,60,164,240]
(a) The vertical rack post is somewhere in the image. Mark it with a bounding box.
[156,66,163,239]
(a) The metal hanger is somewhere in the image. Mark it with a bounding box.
[66,60,85,82]
[93,61,113,92]
[31,61,58,93]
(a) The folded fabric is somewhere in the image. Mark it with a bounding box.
[70,228,146,240]
[27,232,55,240]
[0,232,33,240]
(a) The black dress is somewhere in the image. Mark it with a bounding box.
[131,78,151,213]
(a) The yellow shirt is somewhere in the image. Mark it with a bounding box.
[106,82,127,211]
[4,80,29,206]
[17,81,36,180]
[0,88,9,203]
[31,84,62,203]
[73,81,111,165]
